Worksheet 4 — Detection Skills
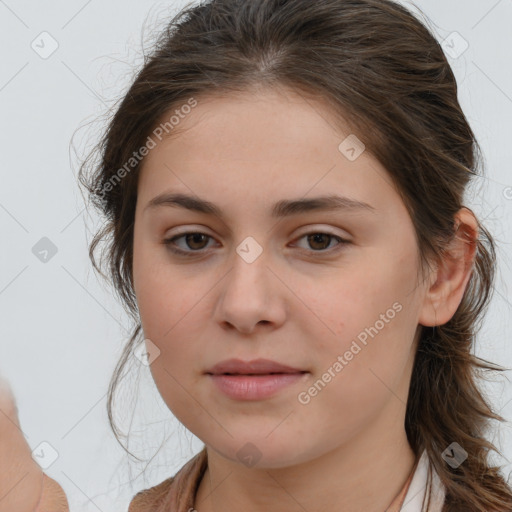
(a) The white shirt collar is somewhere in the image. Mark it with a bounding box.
[400,450,446,512]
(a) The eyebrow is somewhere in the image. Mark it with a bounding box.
[144,192,376,218]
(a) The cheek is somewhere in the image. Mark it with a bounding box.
[306,263,409,343]
[133,253,211,385]
[135,265,208,422]
[133,240,187,335]
[300,300,417,442]
[136,275,198,348]
[307,248,421,392]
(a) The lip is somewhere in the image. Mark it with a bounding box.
[205,358,309,400]
[206,358,306,375]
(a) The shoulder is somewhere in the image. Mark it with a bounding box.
[128,448,208,512]
[128,476,175,512]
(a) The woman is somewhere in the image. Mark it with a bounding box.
[1,0,511,510]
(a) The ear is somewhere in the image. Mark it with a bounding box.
[418,207,479,327]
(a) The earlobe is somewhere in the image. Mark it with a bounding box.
[418,208,479,327]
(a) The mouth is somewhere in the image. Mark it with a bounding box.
[205,358,307,376]
[209,371,308,376]
[207,372,309,401]
[204,358,309,400]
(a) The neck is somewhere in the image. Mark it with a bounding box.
[194,412,417,512]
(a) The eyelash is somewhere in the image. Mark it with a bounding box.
[162,231,350,257]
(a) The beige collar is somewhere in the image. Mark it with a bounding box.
[129,448,446,512]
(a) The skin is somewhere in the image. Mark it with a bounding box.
[132,86,478,512]
[0,378,69,512]
[0,86,477,511]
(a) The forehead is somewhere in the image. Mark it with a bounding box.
[151,87,345,159]
[136,87,395,216]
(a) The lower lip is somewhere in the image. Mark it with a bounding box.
[208,373,308,400]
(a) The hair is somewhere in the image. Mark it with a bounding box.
[78,0,512,509]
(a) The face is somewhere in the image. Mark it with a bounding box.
[132,87,430,469]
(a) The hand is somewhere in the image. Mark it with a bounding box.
[0,375,69,512]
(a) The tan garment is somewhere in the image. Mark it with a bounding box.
[36,473,70,512]
[129,448,207,512]
[128,448,444,512]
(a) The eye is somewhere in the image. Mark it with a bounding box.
[163,232,216,256]
[292,232,349,253]
[163,230,349,257]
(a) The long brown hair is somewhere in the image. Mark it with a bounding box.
[78,0,512,509]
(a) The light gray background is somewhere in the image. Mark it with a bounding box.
[1,1,511,510]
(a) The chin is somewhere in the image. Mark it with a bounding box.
[204,433,315,469]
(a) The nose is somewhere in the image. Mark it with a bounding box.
[213,248,287,335]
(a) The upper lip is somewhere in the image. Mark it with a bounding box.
[206,358,306,375]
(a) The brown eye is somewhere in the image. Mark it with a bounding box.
[163,230,349,258]
[163,232,215,256]
[183,233,210,250]
[307,233,334,251]
[293,232,348,253]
